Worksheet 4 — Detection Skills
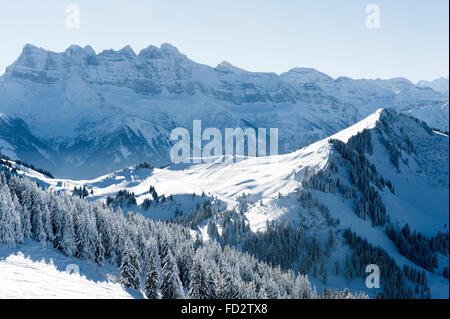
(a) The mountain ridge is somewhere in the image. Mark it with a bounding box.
[2,108,448,298]
[0,43,448,179]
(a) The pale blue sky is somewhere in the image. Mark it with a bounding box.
[0,0,448,82]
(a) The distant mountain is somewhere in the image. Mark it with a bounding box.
[0,113,53,167]
[3,108,448,298]
[0,43,448,178]
[417,77,449,95]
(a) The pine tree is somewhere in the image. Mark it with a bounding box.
[0,185,21,247]
[161,249,184,299]
[144,251,161,299]
[215,260,238,299]
[258,286,268,299]
[95,233,105,266]
[240,280,257,298]
[294,274,313,299]
[206,269,217,298]
[188,255,210,299]
[12,193,31,239]
[0,171,7,185]
[120,239,141,290]
[8,192,24,245]
[76,210,98,261]
[53,199,77,256]
[263,279,280,299]
[30,190,53,245]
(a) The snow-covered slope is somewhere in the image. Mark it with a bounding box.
[5,110,382,214]
[0,241,139,299]
[0,44,448,178]
[405,102,449,133]
[2,108,448,298]
[5,109,448,232]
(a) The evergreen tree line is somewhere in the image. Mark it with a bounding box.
[343,228,431,299]
[386,223,448,272]
[303,132,395,226]
[296,128,444,296]
[106,189,137,208]
[106,186,173,211]
[0,169,368,299]
[328,133,395,226]
[375,110,424,171]
[134,162,154,169]
[377,135,403,170]
[302,166,358,200]
[73,186,90,199]
[202,190,344,286]
[297,189,340,227]
[0,155,54,178]
[173,198,215,228]
[206,207,339,287]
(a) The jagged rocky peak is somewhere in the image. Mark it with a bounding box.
[21,43,46,55]
[160,42,181,55]
[12,43,49,69]
[5,44,65,84]
[12,42,188,70]
[64,44,96,63]
[118,45,136,58]
[138,42,187,60]
[99,46,135,59]
[10,43,96,72]
[138,44,162,59]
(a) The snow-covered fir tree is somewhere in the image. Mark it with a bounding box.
[215,259,238,299]
[144,250,161,299]
[188,253,212,299]
[0,185,22,247]
[51,194,77,256]
[161,249,184,299]
[120,238,141,290]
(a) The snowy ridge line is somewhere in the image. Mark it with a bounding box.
[0,43,448,178]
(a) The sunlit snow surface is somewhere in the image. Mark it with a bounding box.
[0,241,141,299]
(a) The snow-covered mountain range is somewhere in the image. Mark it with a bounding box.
[2,108,448,298]
[0,44,448,179]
